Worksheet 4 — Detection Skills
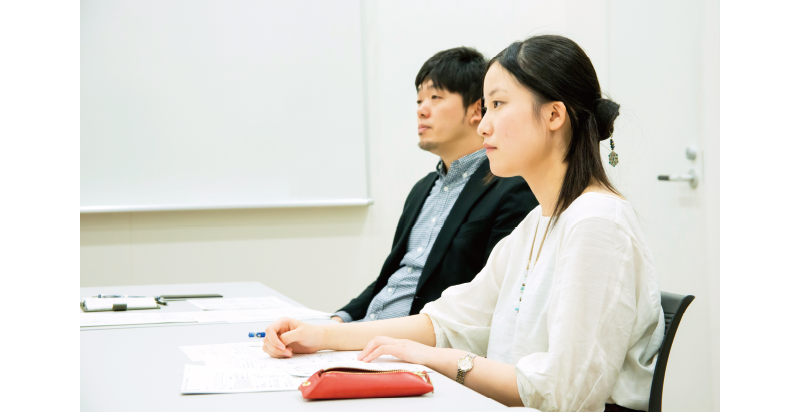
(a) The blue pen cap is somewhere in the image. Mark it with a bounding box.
[249,332,266,338]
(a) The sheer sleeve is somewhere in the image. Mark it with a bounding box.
[515,217,639,411]
[419,229,517,357]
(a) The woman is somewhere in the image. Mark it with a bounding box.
[262,35,664,412]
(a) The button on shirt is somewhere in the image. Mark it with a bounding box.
[334,149,487,322]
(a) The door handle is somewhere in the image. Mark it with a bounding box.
[657,169,698,189]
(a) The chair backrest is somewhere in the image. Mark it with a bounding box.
[648,292,695,412]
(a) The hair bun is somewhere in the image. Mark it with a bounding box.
[592,98,620,141]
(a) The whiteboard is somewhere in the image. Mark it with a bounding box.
[80,0,370,212]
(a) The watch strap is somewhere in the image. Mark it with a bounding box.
[456,369,466,384]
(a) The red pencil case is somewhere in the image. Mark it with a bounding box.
[298,367,434,399]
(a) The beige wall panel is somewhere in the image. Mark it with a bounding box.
[81,207,379,313]
[80,213,132,286]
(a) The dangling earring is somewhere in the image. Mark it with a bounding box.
[608,137,619,167]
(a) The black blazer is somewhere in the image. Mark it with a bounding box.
[337,159,537,320]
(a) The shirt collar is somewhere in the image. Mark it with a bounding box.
[435,148,487,179]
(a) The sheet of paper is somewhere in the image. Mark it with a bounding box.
[187,296,294,311]
[272,350,362,365]
[181,343,353,363]
[277,360,431,377]
[183,344,432,377]
[203,357,279,369]
[270,351,432,376]
[180,364,304,394]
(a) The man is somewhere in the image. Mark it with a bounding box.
[333,47,537,323]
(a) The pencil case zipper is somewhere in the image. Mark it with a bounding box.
[321,369,429,383]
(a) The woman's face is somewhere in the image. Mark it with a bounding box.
[478,63,551,178]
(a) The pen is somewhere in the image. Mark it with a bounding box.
[93,294,150,298]
[249,332,266,338]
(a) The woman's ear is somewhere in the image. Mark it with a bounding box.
[546,101,568,131]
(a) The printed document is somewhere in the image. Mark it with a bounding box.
[181,342,431,377]
[180,364,304,394]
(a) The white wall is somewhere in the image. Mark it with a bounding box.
[81,0,606,313]
[603,2,718,411]
[701,0,720,409]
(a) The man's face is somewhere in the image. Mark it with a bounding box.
[416,79,469,153]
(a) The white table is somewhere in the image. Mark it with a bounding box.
[80,282,507,412]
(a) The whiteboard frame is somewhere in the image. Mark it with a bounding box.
[80,198,374,213]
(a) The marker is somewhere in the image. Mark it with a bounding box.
[249,332,266,338]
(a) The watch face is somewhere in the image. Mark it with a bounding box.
[458,358,472,370]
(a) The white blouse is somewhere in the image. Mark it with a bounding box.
[420,193,664,412]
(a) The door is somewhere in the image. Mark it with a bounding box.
[606,1,719,411]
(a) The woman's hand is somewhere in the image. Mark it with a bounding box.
[262,317,326,358]
[357,336,436,366]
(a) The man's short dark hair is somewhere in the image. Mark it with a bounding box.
[415,47,487,111]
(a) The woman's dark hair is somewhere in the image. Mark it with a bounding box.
[416,47,487,111]
[487,35,620,228]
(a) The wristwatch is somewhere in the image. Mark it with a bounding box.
[456,353,477,384]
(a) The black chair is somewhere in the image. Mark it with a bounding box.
[648,292,695,412]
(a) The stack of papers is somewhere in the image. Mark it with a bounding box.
[179,341,432,393]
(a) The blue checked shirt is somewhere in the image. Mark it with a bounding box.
[335,149,487,322]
